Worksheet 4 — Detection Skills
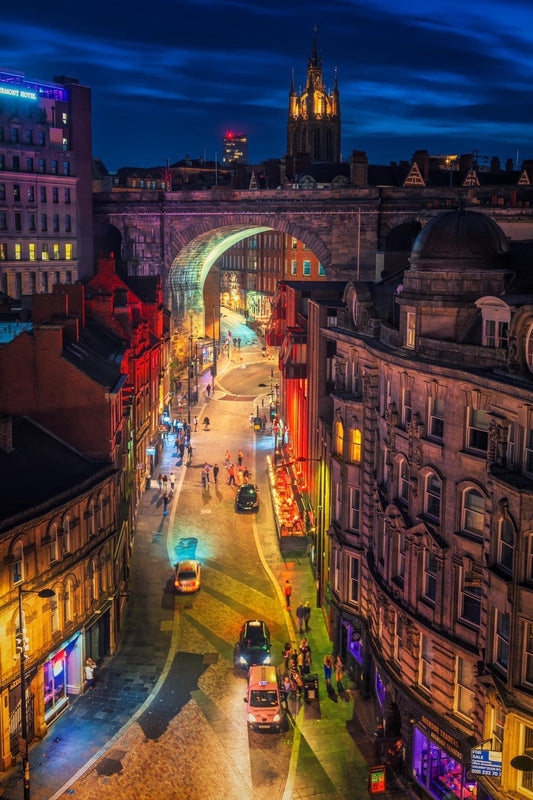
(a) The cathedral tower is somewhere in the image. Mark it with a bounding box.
[287,31,341,163]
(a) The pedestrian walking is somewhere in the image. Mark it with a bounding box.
[187,443,193,465]
[206,383,211,397]
[282,642,292,670]
[179,442,185,461]
[238,449,244,466]
[296,602,305,634]
[85,657,97,690]
[284,579,292,609]
[237,468,243,486]
[303,601,311,632]
[335,655,344,688]
[201,470,207,489]
[193,416,198,432]
[158,473,163,491]
[302,642,312,675]
[204,463,211,482]
[225,450,231,467]
[228,464,236,486]
[170,473,175,492]
[213,463,219,484]
[203,416,210,431]
[163,493,169,515]
[261,414,267,431]
[323,654,334,688]
[162,475,169,494]
[249,413,254,427]
[243,466,250,483]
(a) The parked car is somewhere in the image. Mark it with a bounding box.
[235,620,271,668]
[245,665,285,732]
[235,484,259,513]
[174,560,201,593]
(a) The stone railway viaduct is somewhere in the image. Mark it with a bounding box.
[93,185,533,337]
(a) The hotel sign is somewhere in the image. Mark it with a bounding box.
[0,86,37,101]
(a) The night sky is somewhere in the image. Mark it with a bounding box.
[2,0,533,172]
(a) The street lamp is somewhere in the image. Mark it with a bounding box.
[211,306,217,395]
[17,585,55,800]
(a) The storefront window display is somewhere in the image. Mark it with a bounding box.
[345,623,363,665]
[44,655,67,718]
[413,726,477,800]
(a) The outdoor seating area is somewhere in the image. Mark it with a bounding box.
[266,456,307,548]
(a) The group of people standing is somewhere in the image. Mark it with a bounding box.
[282,637,313,696]
[224,450,251,487]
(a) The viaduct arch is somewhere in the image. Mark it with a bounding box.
[93,188,533,338]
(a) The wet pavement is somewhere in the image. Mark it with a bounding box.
[0,320,416,800]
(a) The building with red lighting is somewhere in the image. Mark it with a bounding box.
[222,132,248,166]
[0,70,93,299]
[271,209,533,800]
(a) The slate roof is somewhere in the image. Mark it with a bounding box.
[0,416,111,528]
[62,321,126,391]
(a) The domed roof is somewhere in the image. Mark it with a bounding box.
[410,209,510,270]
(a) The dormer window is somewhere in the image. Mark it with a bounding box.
[475,297,511,349]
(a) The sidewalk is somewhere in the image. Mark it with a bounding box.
[0,342,416,800]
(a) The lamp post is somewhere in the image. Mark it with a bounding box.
[17,585,55,800]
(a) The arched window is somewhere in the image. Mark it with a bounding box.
[349,428,362,463]
[498,518,514,574]
[462,489,485,537]
[63,580,73,624]
[334,418,344,457]
[425,473,441,522]
[87,500,95,538]
[13,540,23,585]
[62,516,71,555]
[399,458,409,504]
[49,522,58,563]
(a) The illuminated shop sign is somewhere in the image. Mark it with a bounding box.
[419,714,463,762]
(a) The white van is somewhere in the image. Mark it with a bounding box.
[245,665,284,732]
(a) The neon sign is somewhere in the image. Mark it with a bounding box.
[0,86,37,100]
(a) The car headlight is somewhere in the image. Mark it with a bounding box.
[248,713,257,723]
[239,655,248,665]
[263,654,272,664]
[273,713,280,722]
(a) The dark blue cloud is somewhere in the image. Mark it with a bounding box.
[3,0,533,170]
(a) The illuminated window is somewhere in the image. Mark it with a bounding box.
[63,580,73,623]
[28,243,35,261]
[455,657,474,719]
[405,311,416,348]
[0,243,6,260]
[303,260,311,276]
[334,417,344,457]
[65,243,72,260]
[348,428,361,462]
[53,243,60,260]
[41,244,49,261]
[14,244,21,261]
[61,112,68,125]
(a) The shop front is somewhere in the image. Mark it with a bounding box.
[411,714,477,800]
[43,631,83,723]
[338,616,366,688]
